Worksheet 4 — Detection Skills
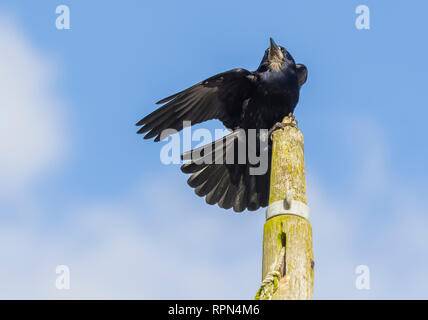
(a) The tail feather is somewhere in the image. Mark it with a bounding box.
[218,181,236,210]
[195,165,224,197]
[187,165,212,188]
[233,174,248,212]
[206,170,229,205]
[247,175,259,211]
[181,131,271,212]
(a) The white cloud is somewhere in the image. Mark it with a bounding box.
[0,14,262,300]
[310,119,428,299]
[0,16,66,196]
[0,180,265,299]
[1,116,427,299]
[0,15,427,299]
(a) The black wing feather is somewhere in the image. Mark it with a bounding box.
[136,68,256,141]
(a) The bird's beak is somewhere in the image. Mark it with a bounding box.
[268,37,283,63]
[270,37,279,52]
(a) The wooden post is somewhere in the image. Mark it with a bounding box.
[257,115,314,300]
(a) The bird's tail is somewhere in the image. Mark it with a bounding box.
[181,130,271,212]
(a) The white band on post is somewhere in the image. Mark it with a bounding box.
[266,199,310,221]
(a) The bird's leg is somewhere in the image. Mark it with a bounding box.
[269,122,287,141]
[269,114,298,141]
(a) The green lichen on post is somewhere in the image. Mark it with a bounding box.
[262,215,314,300]
[259,115,314,300]
[269,116,307,205]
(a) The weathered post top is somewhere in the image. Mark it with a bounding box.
[269,116,307,205]
[255,115,314,300]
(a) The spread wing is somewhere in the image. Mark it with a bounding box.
[136,68,257,141]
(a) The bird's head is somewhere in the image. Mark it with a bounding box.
[259,38,296,72]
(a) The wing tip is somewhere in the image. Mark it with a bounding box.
[156,93,179,105]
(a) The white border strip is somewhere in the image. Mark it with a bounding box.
[266,199,310,221]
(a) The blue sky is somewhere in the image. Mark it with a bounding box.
[0,1,427,299]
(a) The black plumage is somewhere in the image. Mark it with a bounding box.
[137,38,308,212]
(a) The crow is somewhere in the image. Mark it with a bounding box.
[136,38,307,212]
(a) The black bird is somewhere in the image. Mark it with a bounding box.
[137,38,307,212]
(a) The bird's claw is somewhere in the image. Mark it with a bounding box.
[269,122,286,141]
[269,115,298,141]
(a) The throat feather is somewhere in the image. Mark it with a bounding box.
[269,61,282,71]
